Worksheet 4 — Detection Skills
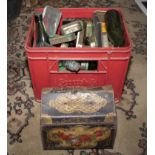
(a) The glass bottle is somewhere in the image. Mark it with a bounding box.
[34,14,50,47]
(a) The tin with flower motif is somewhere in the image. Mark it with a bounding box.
[41,86,117,149]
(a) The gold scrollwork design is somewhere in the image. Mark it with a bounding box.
[49,92,107,113]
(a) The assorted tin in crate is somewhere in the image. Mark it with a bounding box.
[41,86,117,149]
[25,7,131,102]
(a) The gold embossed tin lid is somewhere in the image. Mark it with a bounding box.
[41,86,116,126]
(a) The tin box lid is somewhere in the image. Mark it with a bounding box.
[42,6,62,37]
[41,86,116,126]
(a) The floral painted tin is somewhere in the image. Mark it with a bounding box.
[41,86,117,149]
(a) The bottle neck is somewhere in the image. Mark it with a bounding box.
[36,14,50,45]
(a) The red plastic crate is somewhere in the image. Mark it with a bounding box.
[25,8,131,102]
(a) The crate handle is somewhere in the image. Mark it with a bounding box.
[49,61,58,71]
[99,61,108,71]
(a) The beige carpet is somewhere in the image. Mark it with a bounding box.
[7,0,147,155]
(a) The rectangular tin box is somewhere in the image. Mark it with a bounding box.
[41,86,117,149]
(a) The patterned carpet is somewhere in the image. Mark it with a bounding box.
[7,0,147,155]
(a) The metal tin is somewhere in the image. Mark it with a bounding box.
[83,20,96,47]
[61,20,83,35]
[93,15,102,47]
[93,11,107,47]
[101,22,109,47]
[76,21,84,48]
[80,62,89,70]
[49,33,76,45]
[41,86,117,149]
[93,10,106,22]
[86,21,93,38]
[42,6,62,37]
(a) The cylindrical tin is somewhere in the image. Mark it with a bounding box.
[80,62,89,70]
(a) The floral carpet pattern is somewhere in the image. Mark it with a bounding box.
[7,0,146,155]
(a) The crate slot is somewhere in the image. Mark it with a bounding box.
[59,60,98,72]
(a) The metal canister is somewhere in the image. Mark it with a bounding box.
[93,15,102,47]
[101,22,109,47]
[49,33,76,45]
[83,20,97,47]
[76,21,84,48]
[93,11,107,47]
[93,11,106,22]
[80,62,89,70]
[86,21,93,38]
[61,20,83,35]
